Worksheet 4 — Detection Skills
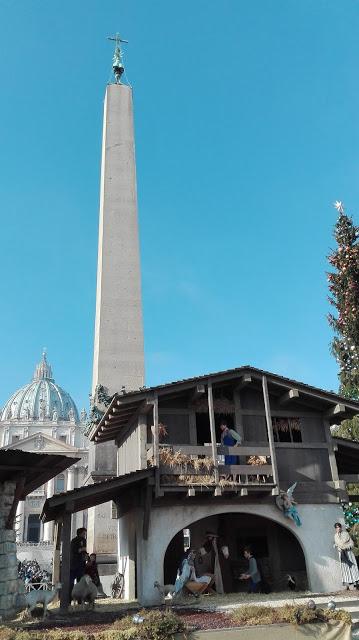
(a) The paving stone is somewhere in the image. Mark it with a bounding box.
[0,566,18,581]
[0,579,18,596]
[0,553,17,569]
[0,497,13,510]
[0,529,15,543]
[0,594,16,610]
[0,542,16,555]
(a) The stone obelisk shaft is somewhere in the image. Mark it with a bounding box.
[92,83,144,395]
[87,84,144,581]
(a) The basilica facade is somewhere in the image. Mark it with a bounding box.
[0,351,88,571]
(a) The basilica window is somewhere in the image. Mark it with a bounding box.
[27,514,40,543]
[11,434,21,443]
[58,435,67,443]
[54,474,65,493]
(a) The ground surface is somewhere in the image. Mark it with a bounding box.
[15,590,359,633]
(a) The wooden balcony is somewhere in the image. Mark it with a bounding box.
[147,444,276,494]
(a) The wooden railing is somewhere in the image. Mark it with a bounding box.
[25,581,52,592]
[147,444,271,458]
[147,444,275,488]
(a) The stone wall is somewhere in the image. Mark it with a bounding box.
[134,502,344,605]
[0,481,25,619]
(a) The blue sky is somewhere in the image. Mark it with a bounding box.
[0,0,358,411]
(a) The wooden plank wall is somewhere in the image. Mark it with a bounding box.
[117,424,142,475]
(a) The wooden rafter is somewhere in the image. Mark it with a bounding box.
[236,374,252,391]
[190,384,206,404]
[278,388,299,406]
[325,404,346,419]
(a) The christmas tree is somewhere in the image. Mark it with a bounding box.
[327,201,359,404]
[327,202,359,525]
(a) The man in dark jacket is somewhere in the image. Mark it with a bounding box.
[69,527,87,598]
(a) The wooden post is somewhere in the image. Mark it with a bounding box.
[60,511,72,609]
[138,414,147,470]
[323,418,340,486]
[233,390,244,442]
[142,482,153,540]
[52,520,62,602]
[262,376,279,489]
[153,395,159,467]
[153,394,162,496]
[208,381,220,487]
[234,390,245,478]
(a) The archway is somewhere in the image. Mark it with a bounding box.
[164,512,308,592]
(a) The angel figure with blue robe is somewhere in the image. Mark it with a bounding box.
[276,483,302,527]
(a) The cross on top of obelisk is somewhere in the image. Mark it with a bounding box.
[108,33,128,84]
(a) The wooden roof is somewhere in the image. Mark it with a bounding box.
[334,437,359,476]
[0,449,79,498]
[89,365,359,444]
[41,468,154,522]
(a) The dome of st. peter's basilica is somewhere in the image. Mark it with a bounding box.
[0,351,80,423]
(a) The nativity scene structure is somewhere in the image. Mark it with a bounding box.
[41,38,359,607]
[44,365,359,605]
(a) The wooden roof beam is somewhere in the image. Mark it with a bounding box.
[108,409,135,421]
[236,375,252,391]
[325,403,346,419]
[104,411,135,424]
[339,474,359,482]
[101,423,127,433]
[278,388,300,406]
[190,384,206,403]
[116,398,142,407]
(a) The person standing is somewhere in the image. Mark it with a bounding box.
[69,527,87,598]
[220,421,241,465]
[334,522,359,589]
[240,546,262,593]
[196,532,225,594]
[85,552,107,597]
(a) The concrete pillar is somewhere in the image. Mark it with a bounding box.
[67,467,76,537]
[74,467,87,532]
[67,467,75,491]
[15,500,25,542]
[118,512,136,600]
[43,479,54,542]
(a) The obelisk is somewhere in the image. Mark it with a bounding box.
[87,36,144,588]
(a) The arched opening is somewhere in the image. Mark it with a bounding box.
[164,512,307,593]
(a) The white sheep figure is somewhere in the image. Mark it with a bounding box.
[71,574,97,609]
[153,581,176,601]
[24,582,62,618]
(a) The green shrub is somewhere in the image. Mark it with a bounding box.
[0,627,16,640]
[11,632,39,640]
[96,629,138,640]
[112,609,186,640]
[47,632,90,640]
[230,604,351,627]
